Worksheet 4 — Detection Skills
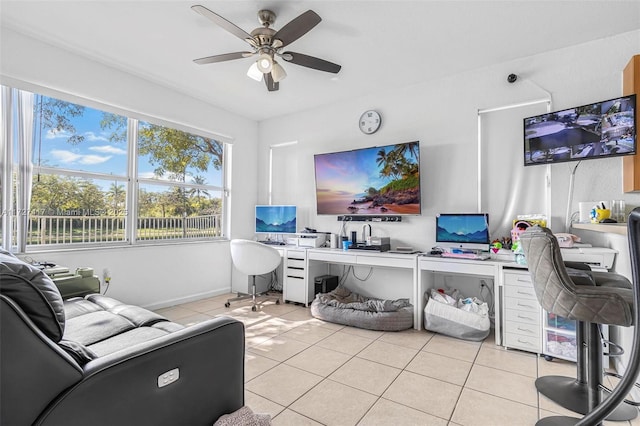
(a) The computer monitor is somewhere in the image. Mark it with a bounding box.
[435,213,491,252]
[255,205,297,234]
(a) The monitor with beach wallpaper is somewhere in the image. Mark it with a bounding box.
[314,141,421,215]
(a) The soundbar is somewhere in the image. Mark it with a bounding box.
[337,215,402,222]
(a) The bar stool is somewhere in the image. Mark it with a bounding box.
[520,218,640,426]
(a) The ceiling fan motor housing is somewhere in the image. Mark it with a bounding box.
[251,27,276,48]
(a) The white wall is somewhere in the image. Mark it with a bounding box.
[258,29,640,291]
[260,30,640,241]
[18,241,232,310]
[1,28,260,308]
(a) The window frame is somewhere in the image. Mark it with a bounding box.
[2,85,230,252]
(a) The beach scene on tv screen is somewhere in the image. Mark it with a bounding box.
[315,142,420,215]
[255,206,297,233]
[524,96,635,165]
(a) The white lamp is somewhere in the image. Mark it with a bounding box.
[271,61,287,82]
[247,62,263,81]
[256,53,273,73]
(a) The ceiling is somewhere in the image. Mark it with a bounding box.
[1,1,639,121]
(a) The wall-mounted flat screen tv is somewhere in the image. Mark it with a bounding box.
[436,213,490,251]
[255,205,297,234]
[523,94,636,166]
[314,141,421,215]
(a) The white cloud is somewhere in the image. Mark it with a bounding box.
[50,149,112,165]
[83,131,109,142]
[89,145,126,155]
[45,129,72,139]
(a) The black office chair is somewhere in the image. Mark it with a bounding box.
[520,213,640,426]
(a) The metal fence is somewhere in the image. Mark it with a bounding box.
[27,214,222,245]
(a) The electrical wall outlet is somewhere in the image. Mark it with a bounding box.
[103,268,111,284]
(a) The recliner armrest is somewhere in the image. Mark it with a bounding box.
[36,316,245,426]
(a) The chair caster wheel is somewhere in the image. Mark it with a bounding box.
[251,306,257,312]
[224,302,230,308]
[276,300,280,305]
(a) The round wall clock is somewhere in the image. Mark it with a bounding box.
[359,110,381,134]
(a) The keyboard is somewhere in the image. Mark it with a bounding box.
[440,252,491,261]
[259,240,285,246]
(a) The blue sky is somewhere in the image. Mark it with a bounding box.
[34,100,222,186]
[315,144,398,195]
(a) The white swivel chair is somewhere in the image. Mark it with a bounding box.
[225,239,282,312]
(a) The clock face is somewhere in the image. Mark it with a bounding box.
[359,110,381,134]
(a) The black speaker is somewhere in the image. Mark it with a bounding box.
[314,275,339,295]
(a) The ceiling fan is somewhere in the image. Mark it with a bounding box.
[191,5,341,92]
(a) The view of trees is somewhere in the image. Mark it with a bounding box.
[375,141,420,184]
[31,95,224,220]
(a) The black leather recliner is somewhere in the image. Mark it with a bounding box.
[0,249,245,426]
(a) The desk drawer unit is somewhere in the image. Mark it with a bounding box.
[284,250,309,305]
[502,271,542,354]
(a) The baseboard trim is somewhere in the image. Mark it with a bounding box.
[141,287,231,311]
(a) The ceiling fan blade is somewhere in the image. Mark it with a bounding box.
[282,51,341,74]
[264,73,280,92]
[273,10,321,47]
[193,52,254,65]
[191,5,253,43]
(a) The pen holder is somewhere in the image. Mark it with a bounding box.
[591,208,611,223]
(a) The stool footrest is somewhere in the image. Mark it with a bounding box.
[603,339,625,358]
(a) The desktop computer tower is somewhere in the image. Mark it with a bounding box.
[314,275,339,295]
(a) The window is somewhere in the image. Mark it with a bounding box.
[136,121,224,241]
[1,86,227,251]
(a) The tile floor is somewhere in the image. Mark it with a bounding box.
[155,293,640,426]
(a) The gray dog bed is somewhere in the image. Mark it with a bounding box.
[310,286,414,331]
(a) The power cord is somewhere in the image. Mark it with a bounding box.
[102,269,111,295]
[350,265,374,281]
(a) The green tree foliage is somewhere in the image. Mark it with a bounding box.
[31,175,106,214]
[376,142,419,182]
[106,183,126,215]
[137,123,222,182]
[31,100,223,224]
[34,95,86,145]
[100,113,223,182]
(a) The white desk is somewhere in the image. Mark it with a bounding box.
[307,248,419,326]
[244,245,616,340]
[417,255,512,342]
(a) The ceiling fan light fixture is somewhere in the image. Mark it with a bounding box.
[256,53,273,73]
[272,61,287,82]
[247,62,263,81]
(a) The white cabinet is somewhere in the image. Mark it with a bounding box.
[502,270,542,354]
[284,249,307,304]
[283,249,326,306]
